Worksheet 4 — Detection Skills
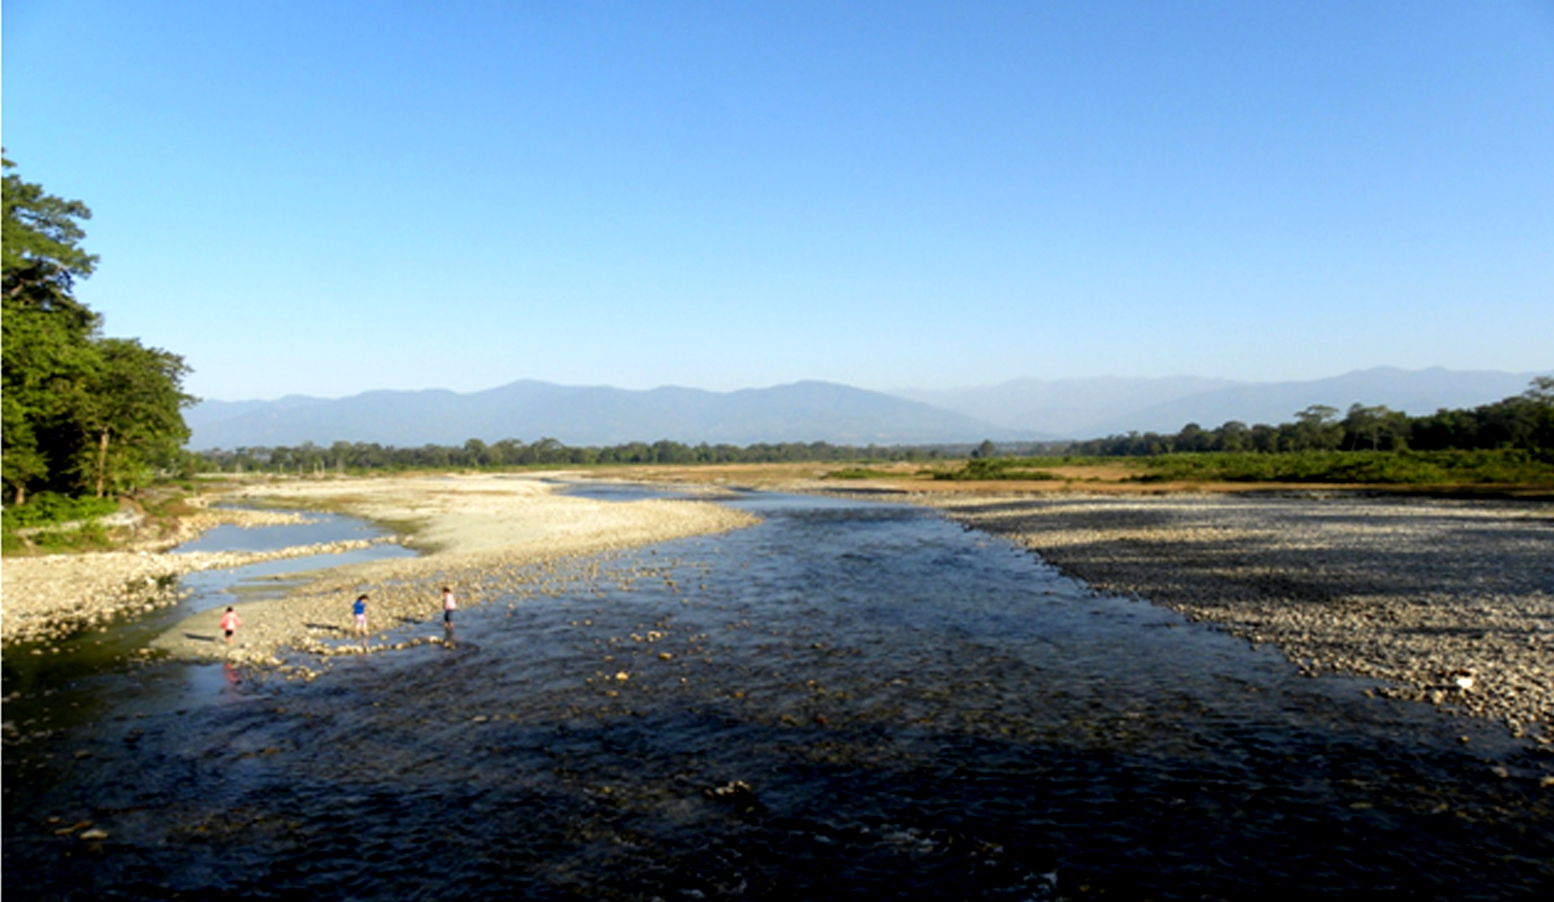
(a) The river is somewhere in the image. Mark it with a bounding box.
[2,491,1549,899]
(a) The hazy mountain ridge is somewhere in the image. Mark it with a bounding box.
[185,380,1031,449]
[892,376,1243,437]
[893,367,1546,438]
[186,367,1546,450]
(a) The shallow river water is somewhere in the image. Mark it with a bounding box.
[3,492,1551,900]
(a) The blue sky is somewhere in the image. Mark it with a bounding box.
[5,1,1551,401]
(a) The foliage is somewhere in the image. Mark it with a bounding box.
[2,156,195,506]
[29,520,114,553]
[71,338,195,497]
[935,458,1060,481]
[1,156,99,318]
[1070,379,1554,458]
[0,492,117,530]
[823,467,907,480]
[1,491,119,555]
[1129,450,1553,485]
[199,439,955,473]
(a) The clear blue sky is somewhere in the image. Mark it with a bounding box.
[5,1,1551,401]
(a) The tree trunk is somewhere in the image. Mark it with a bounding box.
[95,429,110,498]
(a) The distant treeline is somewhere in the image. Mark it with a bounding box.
[195,438,958,474]
[193,378,1553,475]
[1067,378,1554,457]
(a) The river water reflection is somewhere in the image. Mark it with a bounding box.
[3,492,1550,899]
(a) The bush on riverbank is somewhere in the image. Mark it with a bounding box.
[1,493,120,554]
[1,492,117,529]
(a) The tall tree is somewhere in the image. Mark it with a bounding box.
[2,156,104,503]
[3,157,195,503]
[2,157,99,306]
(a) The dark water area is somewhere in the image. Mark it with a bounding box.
[4,494,1551,900]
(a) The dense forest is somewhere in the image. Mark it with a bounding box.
[2,157,195,506]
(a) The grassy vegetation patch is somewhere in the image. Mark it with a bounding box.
[1130,450,1554,485]
[933,459,1062,481]
[29,521,115,553]
[823,468,910,480]
[2,493,122,554]
[1,492,118,530]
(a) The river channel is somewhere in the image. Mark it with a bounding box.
[3,491,1550,899]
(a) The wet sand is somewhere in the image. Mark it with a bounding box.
[917,491,1554,739]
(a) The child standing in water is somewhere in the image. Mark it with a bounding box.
[353,594,369,650]
[442,586,456,626]
[220,606,242,645]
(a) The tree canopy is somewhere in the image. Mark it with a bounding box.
[2,156,195,504]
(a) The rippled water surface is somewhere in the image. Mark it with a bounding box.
[4,494,1550,900]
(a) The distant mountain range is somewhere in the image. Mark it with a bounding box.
[185,367,1546,450]
[184,380,1022,450]
[893,367,1545,438]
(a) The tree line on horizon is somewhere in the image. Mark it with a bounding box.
[1065,380,1554,458]
[195,437,958,474]
[2,157,196,506]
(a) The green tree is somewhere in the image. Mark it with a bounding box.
[71,339,194,497]
[1524,377,1554,451]
[3,157,99,305]
[1218,420,1251,452]
[3,157,196,503]
[1291,405,1343,451]
[3,156,104,503]
[462,438,489,467]
[1340,404,1409,451]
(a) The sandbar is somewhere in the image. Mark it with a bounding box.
[3,474,756,670]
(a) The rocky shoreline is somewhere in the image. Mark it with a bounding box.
[919,491,1554,739]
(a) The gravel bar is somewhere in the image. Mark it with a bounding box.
[922,491,1554,739]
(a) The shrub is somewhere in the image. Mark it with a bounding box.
[1,493,118,530]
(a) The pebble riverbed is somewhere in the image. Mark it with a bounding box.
[921,491,1554,740]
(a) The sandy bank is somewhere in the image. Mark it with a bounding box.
[0,506,337,646]
[920,492,1554,738]
[141,474,756,666]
